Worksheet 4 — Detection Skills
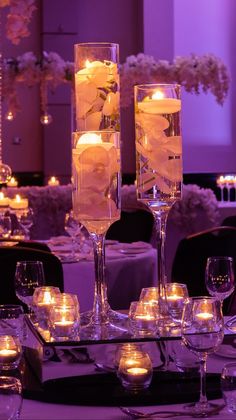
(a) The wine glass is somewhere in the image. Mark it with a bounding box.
[0,376,22,420]
[0,215,12,239]
[134,84,183,322]
[64,210,82,261]
[205,256,235,303]
[18,208,34,240]
[14,261,45,312]
[72,130,123,340]
[181,297,224,416]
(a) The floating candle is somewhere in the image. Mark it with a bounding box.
[8,176,18,187]
[10,194,28,210]
[138,93,181,114]
[0,191,9,207]
[48,176,60,186]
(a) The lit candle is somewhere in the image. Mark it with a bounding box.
[0,335,21,368]
[0,191,9,207]
[167,294,184,302]
[196,312,214,321]
[10,194,28,210]
[138,90,181,114]
[7,176,18,187]
[48,176,60,186]
[49,304,79,340]
[117,351,153,391]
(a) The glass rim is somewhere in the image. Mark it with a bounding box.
[16,260,43,266]
[186,296,218,301]
[73,130,119,135]
[74,42,119,49]
[0,304,23,310]
[207,256,233,262]
[134,83,181,90]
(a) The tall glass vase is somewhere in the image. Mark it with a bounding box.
[134,83,183,324]
[73,43,124,340]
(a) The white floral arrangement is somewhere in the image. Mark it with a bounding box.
[0,0,36,45]
[2,51,230,119]
[169,184,220,233]
[120,53,229,107]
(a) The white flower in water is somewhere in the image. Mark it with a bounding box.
[103,92,120,116]
[73,145,119,192]
[75,80,98,118]
[76,189,119,219]
[76,60,117,88]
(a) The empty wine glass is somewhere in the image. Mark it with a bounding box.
[18,208,34,240]
[0,215,12,239]
[205,256,235,303]
[14,261,45,312]
[64,210,82,261]
[0,376,22,419]
[181,297,224,416]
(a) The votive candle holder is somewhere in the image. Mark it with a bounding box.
[0,335,22,370]
[117,350,153,392]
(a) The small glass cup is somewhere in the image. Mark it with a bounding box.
[117,350,153,392]
[0,376,22,419]
[0,335,22,370]
[49,304,80,341]
[54,293,80,316]
[221,362,236,413]
[32,286,61,328]
[114,343,143,369]
[165,283,188,324]
[128,301,158,337]
[139,287,159,304]
[0,305,26,343]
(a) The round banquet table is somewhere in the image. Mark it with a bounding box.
[20,348,234,420]
[61,245,157,312]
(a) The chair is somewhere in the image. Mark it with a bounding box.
[221,215,236,228]
[171,226,236,314]
[0,238,51,252]
[0,246,64,306]
[106,210,154,243]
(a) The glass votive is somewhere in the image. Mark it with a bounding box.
[0,376,22,419]
[49,304,79,341]
[139,287,158,305]
[54,293,80,316]
[165,283,188,323]
[32,286,61,328]
[128,301,158,337]
[114,343,143,369]
[0,305,26,343]
[0,335,22,370]
[117,350,153,392]
[221,362,236,413]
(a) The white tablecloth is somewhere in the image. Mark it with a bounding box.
[20,348,235,420]
[62,246,157,312]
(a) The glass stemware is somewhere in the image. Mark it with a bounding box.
[205,256,235,303]
[14,260,45,312]
[134,83,183,322]
[72,130,123,339]
[0,376,22,419]
[0,214,12,239]
[181,297,224,416]
[64,210,82,262]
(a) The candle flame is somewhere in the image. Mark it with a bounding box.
[0,192,4,199]
[15,194,21,202]
[152,90,164,100]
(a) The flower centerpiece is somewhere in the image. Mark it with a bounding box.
[1,51,230,120]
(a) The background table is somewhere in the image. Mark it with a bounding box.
[62,247,157,312]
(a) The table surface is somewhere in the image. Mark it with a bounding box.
[55,241,157,312]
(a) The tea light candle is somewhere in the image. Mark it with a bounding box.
[0,192,9,207]
[48,176,60,186]
[10,194,28,210]
[129,301,158,336]
[8,177,18,187]
[33,286,60,328]
[49,304,79,340]
[196,312,214,321]
[0,335,21,369]
[117,351,153,391]
[138,90,181,114]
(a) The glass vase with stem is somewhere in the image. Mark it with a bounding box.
[72,130,125,340]
[181,297,224,416]
[134,83,183,328]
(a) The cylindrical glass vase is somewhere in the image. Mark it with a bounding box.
[74,42,120,132]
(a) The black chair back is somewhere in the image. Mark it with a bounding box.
[106,210,154,243]
[0,246,64,306]
[171,226,236,314]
